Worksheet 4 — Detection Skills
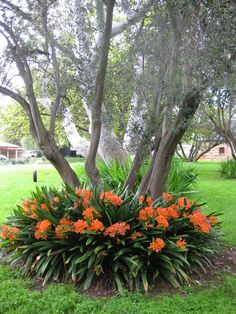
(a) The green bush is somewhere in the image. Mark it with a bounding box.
[219,159,236,179]
[166,158,198,193]
[76,157,198,193]
[0,186,221,294]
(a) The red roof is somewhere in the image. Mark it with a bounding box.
[0,141,23,150]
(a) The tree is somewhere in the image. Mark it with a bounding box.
[208,88,236,159]
[0,0,79,186]
[178,105,224,162]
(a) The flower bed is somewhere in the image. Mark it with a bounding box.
[0,185,221,294]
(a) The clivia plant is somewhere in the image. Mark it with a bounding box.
[0,185,221,294]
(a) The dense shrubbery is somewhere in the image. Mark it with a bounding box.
[0,185,221,294]
[219,159,236,179]
[76,157,198,193]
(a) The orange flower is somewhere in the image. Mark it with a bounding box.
[100,191,123,206]
[21,199,37,218]
[208,215,218,225]
[55,225,66,238]
[145,223,154,229]
[41,203,49,211]
[75,188,93,208]
[177,197,192,210]
[138,206,155,221]
[8,227,20,240]
[22,200,30,209]
[87,219,105,232]
[146,196,153,206]
[138,195,144,204]
[59,217,73,226]
[138,195,153,205]
[34,219,52,240]
[167,205,179,219]
[148,238,165,253]
[1,224,10,239]
[189,211,211,233]
[54,196,60,203]
[176,238,186,249]
[74,219,88,234]
[156,207,169,218]
[162,192,173,202]
[177,197,185,208]
[36,219,51,232]
[155,215,169,228]
[104,222,130,237]
[55,218,74,238]
[83,207,101,221]
[130,231,142,240]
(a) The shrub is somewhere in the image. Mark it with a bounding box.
[219,159,236,179]
[166,158,198,193]
[76,157,198,193]
[0,186,221,294]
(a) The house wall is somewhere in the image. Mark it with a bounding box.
[198,143,232,161]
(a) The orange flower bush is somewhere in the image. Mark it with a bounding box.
[0,186,221,294]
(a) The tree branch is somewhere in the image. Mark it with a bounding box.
[111,0,154,37]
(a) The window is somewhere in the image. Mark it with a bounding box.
[219,147,225,155]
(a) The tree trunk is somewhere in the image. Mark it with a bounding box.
[139,150,157,196]
[99,120,128,162]
[42,133,80,188]
[85,1,115,186]
[146,90,201,199]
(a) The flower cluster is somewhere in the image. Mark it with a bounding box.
[74,188,93,209]
[104,222,130,237]
[189,210,211,233]
[100,191,123,206]
[34,219,52,240]
[1,225,20,240]
[148,238,165,253]
[55,217,74,239]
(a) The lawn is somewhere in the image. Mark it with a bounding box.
[0,161,235,313]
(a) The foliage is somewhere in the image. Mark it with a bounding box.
[76,157,198,193]
[166,158,198,193]
[219,159,236,179]
[0,186,221,295]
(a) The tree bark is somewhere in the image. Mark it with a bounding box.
[85,1,115,186]
[146,90,201,199]
[0,86,80,188]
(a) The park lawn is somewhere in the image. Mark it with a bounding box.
[0,161,235,313]
[193,162,236,245]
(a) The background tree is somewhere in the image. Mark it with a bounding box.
[0,0,79,186]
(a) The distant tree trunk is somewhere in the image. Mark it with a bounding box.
[99,118,128,162]
[143,90,201,199]
[0,86,80,188]
[85,1,115,186]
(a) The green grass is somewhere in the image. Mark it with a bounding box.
[193,162,236,245]
[0,161,235,313]
[0,264,235,314]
